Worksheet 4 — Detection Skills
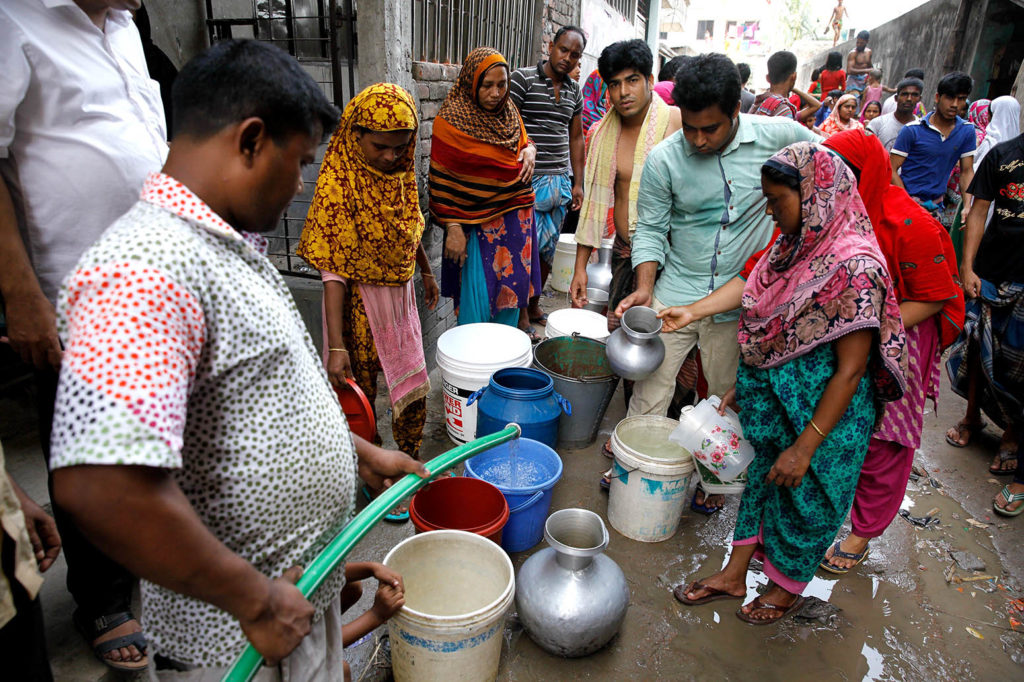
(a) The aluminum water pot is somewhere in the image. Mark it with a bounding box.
[515,508,629,657]
[585,240,613,292]
[605,306,665,380]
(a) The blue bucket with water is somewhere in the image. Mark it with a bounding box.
[464,438,563,553]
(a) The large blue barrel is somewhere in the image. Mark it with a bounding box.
[467,368,569,449]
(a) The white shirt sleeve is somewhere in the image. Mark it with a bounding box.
[0,13,31,157]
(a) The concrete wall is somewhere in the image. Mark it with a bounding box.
[799,0,963,103]
[144,0,208,67]
[410,60,462,365]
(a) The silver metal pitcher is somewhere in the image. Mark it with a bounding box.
[515,508,629,657]
[604,305,665,380]
[585,241,613,292]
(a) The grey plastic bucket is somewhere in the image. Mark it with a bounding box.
[533,335,620,449]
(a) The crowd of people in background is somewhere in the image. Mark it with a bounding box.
[2,0,1024,678]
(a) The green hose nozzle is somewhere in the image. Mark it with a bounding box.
[221,424,521,682]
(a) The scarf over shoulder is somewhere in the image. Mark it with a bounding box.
[574,93,673,248]
[823,129,964,348]
[297,83,423,286]
[739,142,908,402]
[428,48,534,225]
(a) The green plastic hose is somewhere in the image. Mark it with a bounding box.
[221,424,521,682]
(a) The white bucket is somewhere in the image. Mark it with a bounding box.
[436,323,533,443]
[545,308,610,342]
[550,234,576,293]
[385,530,515,682]
[608,415,695,542]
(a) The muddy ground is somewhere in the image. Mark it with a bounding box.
[2,292,1022,681]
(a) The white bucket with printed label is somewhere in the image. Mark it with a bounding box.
[436,323,533,444]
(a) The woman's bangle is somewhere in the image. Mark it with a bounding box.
[422,272,435,279]
[328,347,349,353]
[809,419,827,438]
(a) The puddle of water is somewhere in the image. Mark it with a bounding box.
[500,444,1022,681]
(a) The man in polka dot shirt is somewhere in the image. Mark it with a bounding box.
[47,40,427,679]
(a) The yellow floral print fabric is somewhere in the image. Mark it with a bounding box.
[297,83,424,286]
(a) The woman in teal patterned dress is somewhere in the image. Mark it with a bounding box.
[675,142,907,624]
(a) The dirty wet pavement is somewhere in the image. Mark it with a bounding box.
[3,291,1022,680]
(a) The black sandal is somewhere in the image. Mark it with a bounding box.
[73,609,149,671]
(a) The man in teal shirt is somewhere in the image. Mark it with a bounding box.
[617,54,819,419]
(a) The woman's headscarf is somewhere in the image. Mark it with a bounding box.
[821,94,864,136]
[975,95,1021,169]
[859,99,881,123]
[739,142,907,402]
[428,47,533,225]
[824,129,965,348]
[297,83,423,286]
[968,99,992,145]
[582,69,608,132]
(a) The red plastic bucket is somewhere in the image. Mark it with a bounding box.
[410,476,510,545]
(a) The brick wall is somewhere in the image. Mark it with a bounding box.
[411,60,461,369]
[540,0,582,58]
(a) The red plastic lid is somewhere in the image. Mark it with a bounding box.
[334,378,376,442]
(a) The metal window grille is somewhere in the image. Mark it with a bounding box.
[205,0,358,277]
[412,0,536,69]
[606,0,636,22]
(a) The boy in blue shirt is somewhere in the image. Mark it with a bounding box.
[890,72,976,222]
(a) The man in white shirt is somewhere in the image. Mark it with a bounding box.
[0,0,168,670]
[867,77,923,151]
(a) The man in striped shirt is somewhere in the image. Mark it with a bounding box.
[510,25,586,327]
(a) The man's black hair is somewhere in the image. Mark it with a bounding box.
[672,53,741,116]
[857,30,870,41]
[658,55,689,82]
[597,39,653,82]
[936,71,973,97]
[896,77,925,95]
[766,51,798,85]
[553,25,587,49]
[828,88,843,99]
[737,62,751,85]
[904,68,925,80]
[172,40,339,143]
[824,51,843,71]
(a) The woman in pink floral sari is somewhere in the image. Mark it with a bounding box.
[675,142,906,625]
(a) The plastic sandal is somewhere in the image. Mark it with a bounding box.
[818,540,869,574]
[945,419,986,448]
[690,484,722,516]
[362,485,410,523]
[989,448,1018,476]
[993,486,1024,517]
[735,595,806,625]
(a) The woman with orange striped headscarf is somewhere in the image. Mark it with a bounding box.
[429,47,541,333]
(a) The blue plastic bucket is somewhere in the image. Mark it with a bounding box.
[464,438,563,553]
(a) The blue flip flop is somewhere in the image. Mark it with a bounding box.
[361,485,409,523]
[819,540,869,574]
[690,484,721,516]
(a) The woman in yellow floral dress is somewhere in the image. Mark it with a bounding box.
[298,83,438,521]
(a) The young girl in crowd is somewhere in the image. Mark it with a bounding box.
[674,141,906,624]
[860,100,881,124]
